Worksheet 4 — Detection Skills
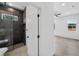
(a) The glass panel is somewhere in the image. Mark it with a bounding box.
[1,13,18,21]
[0,13,14,51]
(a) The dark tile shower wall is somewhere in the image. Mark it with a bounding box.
[0,6,24,50]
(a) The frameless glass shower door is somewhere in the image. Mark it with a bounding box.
[0,11,19,51]
[0,12,13,50]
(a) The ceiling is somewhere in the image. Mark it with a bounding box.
[53,2,79,15]
[7,2,27,10]
[6,2,79,15]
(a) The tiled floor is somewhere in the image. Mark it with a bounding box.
[55,36,79,56]
[5,43,27,56]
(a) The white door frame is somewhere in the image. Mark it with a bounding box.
[26,4,41,56]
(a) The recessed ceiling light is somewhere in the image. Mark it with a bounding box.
[61,3,65,6]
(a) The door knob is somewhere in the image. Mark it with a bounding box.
[27,36,29,38]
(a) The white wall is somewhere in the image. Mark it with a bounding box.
[54,13,79,40]
[29,2,54,56]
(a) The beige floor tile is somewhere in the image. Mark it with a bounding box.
[5,45,27,56]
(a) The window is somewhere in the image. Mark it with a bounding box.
[68,19,76,31]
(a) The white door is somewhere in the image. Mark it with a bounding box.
[26,5,39,56]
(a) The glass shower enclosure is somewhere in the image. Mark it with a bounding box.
[0,11,18,51]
